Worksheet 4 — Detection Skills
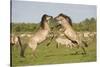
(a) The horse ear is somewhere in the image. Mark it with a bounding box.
[42,14,46,21]
[43,14,48,18]
[59,13,64,16]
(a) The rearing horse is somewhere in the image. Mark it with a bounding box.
[20,14,53,57]
[54,13,88,54]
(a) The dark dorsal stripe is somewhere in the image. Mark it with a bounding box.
[59,13,72,26]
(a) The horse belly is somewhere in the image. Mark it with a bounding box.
[29,40,37,49]
[33,35,46,43]
[39,37,46,43]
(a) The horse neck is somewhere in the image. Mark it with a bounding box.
[44,22,50,31]
[61,20,72,29]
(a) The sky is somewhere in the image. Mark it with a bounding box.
[12,0,97,23]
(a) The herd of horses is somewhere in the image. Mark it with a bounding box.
[11,13,95,58]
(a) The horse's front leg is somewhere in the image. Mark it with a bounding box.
[46,32,55,46]
[70,44,80,55]
[79,41,87,55]
[18,36,26,57]
[20,44,26,57]
[46,41,51,46]
[29,42,37,58]
[80,46,86,55]
[56,42,59,48]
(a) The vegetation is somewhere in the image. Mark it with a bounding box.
[12,36,96,66]
[11,17,96,66]
[73,17,96,32]
[11,17,96,33]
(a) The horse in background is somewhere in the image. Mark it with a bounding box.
[19,14,53,57]
[10,34,19,46]
[54,13,88,54]
[56,37,75,48]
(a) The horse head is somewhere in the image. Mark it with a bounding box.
[40,14,53,29]
[54,13,72,27]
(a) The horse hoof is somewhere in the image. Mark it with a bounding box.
[81,53,86,55]
[20,55,25,58]
[70,52,79,55]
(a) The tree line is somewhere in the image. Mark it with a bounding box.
[11,17,96,33]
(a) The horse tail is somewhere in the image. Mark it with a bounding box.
[82,40,88,47]
[17,36,25,57]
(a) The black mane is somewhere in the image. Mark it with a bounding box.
[40,14,47,29]
[59,13,72,26]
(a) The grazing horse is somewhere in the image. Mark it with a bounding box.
[56,37,75,48]
[20,14,53,57]
[54,13,88,54]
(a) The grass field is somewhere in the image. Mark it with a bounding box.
[11,36,96,66]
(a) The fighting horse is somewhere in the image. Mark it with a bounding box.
[54,13,88,54]
[19,14,53,57]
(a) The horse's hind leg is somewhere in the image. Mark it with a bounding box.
[82,40,88,47]
[56,43,59,48]
[80,41,87,55]
[20,44,27,57]
[70,44,80,55]
[47,34,54,46]
[70,47,79,55]
[46,42,51,46]
[81,46,86,55]
[20,47,24,57]
[18,36,26,57]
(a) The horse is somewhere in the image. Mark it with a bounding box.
[19,14,53,57]
[56,37,75,48]
[54,13,88,54]
[10,34,19,46]
[20,33,33,38]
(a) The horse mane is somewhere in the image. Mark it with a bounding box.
[40,14,47,29]
[59,13,72,26]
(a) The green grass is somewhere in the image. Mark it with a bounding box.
[11,37,96,66]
